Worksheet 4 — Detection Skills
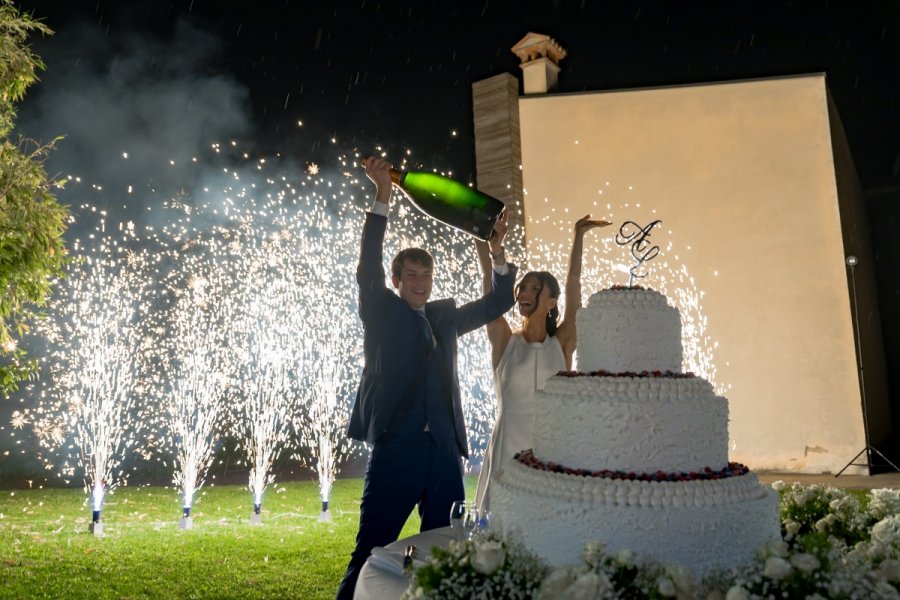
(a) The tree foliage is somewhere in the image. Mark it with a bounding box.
[0,1,69,393]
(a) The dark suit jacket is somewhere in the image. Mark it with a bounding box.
[347,212,517,457]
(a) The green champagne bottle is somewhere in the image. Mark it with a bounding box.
[362,158,505,241]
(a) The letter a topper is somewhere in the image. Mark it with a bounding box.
[615,220,662,286]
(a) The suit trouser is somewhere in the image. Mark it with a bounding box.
[335,431,465,600]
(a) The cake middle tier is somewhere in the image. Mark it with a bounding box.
[532,373,728,473]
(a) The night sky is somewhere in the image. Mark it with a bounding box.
[10,0,900,415]
[15,1,900,187]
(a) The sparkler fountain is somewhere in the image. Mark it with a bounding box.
[296,320,358,523]
[228,237,305,524]
[186,164,369,524]
[10,145,722,537]
[292,259,362,522]
[155,241,237,530]
[26,225,151,535]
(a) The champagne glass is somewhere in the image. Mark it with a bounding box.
[475,509,491,534]
[465,508,491,539]
[449,500,468,541]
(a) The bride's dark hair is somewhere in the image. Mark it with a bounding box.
[516,271,561,336]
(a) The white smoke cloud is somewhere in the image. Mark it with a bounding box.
[18,16,252,224]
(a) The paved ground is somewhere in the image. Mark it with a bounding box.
[757,470,900,490]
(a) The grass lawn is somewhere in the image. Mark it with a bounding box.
[0,476,479,599]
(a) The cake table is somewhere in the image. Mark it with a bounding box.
[353,526,455,600]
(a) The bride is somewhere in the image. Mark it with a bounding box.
[474,214,610,511]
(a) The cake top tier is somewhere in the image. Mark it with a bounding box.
[576,287,683,373]
[585,286,671,309]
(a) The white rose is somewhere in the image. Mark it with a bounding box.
[725,586,750,600]
[763,556,792,580]
[770,480,785,491]
[875,581,900,600]
[666,564,694,595]
[470,539,506,575]
[759,540,789,559]
[829,495,850,513]
[400,586,426,599]
[616,548,635,567]
[870,489,900,521]
[595,572,612,595]
[789,552,820,575]
[870,497,890,521]
[567,571,611,600]
[814,516,832,533]
[582,540,606,567]
[872,515,900,548]
[539,566,577,599]
[795,490,812,507]
[657,576,677,597]
[783,519,801,537]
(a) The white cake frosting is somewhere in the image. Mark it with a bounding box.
[491,287,781,576]
[491,459,780,576]
[532,375,728,473]
[576,288,682,373]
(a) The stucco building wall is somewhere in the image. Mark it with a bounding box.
[475,73,887,473]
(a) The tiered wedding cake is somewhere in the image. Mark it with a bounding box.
[491,287,780,577]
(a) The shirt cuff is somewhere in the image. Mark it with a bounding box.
[368,202,389,217]
[492,262,509,276]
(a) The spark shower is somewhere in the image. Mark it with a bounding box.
[10,145,721,529]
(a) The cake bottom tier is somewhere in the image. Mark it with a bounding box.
[491,459,781,577]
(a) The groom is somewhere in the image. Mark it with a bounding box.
[336,157,516,599]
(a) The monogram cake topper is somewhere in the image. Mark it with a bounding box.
[615,220,662,286]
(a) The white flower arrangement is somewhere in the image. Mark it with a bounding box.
[402,530,547,600]
[404,483,900,599]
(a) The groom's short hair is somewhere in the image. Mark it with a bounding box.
[391,248,434,279]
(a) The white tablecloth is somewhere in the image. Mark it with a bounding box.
[353,526,456,600]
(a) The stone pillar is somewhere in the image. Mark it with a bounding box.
[472,73,525,257]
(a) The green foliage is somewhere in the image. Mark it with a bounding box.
[779,482,872,547]
[0,0,70,394]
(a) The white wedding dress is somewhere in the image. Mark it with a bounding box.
[475,333,566,512]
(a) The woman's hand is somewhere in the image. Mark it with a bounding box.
[574,214,612,237]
